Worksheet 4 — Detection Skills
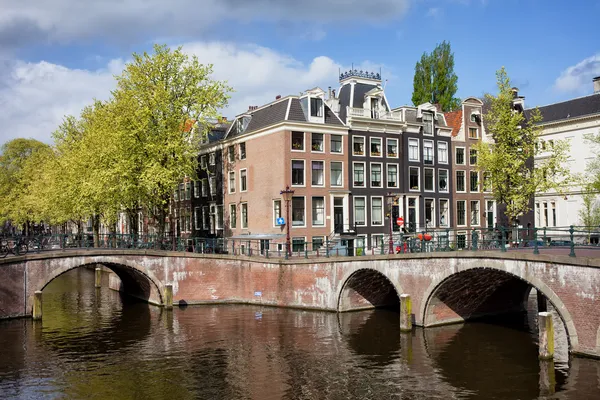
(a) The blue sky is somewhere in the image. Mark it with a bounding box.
[1,0,599,144]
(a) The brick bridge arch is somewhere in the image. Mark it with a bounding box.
[337,268,403,312]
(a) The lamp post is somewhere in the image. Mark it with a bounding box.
[280,186,295,257]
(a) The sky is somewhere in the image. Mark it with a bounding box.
[0,0,599,145]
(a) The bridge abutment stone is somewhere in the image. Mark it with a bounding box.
[95,267,102,288]
[400,294,412,332]
[164,284,173,310]
[32,291,42,320]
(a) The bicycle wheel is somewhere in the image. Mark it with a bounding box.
[16,243,28,256]
[0,246,8,258]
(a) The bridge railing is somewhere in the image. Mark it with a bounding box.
[3,226,599,259]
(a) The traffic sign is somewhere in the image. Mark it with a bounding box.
[396,217,404,226]
[276,217,285,226]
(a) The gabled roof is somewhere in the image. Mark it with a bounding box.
[444,109,463,137]
[525,93,600,124]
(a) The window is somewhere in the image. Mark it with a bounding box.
[229,171,235,193]
[273,200,281,226]
[456,147,465,165]
[438,142,448,164]
[487,200,495,229]
[409,167,420,190]
[371,163,382,187]
[387,139,398,158]
[240,142,246,159]
[292,197,305,226]
[470,114,477,122]
[354,197,366,226]
[439,199,449,227]
[551,202,556,227]
[470,201,480,226]
[457,201,466,226]
[185,208,191,232]
[424,168,434,191]
[241,203,248,229]
[240,169,247,192]
[331,162,343,187]
[179,183,184,201]
[456,171,465,192]
[483,171,492,192]
[371,197,383,225]
[423,140,434,164]
[457,233,467,249]
[292,132,304,151]
[425,199,435,227]
[371,234,384,249]
[312,237,324,250]
[469,127,478,139]
[312,133,324,152]
[353,136,365,155]
[292,237,305,252]
[331,135,342,153]
[185,182,191,200]
[202,207,209,230]
[216,206,223,230]
[292,160,305,186]
[353,163,365,187]
[409,138,419,161]
[174,188,179,202]
[370,137,382,157]
[408,197,417,232]
[310,97,323,117]
[423,112,433,135]
[387,164,398,188]
[470,171,479,192]
[438,169,448,192]
[193,181,199,198]
[230,204,236,228]
[200,155,207,169]
[469,149,477,165]
[228,146,235,163]
[209,176,216,196]
[201,179,208,197]
[312,197,325,226]
[194,207,200,230]
[311,161,324,186]
[209,152,216,165]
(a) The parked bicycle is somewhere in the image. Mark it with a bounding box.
[0,237,29,258]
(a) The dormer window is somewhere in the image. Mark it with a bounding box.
[423,112,434,136]
[310,97,323,117]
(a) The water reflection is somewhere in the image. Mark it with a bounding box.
[0,268,599,399]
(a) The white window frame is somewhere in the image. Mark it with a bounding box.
[470,200,480,227]
[311,160,325,187]
[455,146,466,166]
[312,196,325,227]
[273,199,282,227]
[408,138,420,162]
[228,145,235,163]
[469,148,478,166]
[241,203,248,229]
[422,112,434,136]
[438,168,449,193]
[424,167,435,192]
[353,135,366,157]
[353,162,366,188]
[371,196,384,226]
[330,134,343,154]
[439,199,450,228]
[193,180,200,198]
[239,168,247,192]
[370,137,383,158]
[457,200,467,227]
[229,203,237,229]
[291,196,306,228]
[424,198,436,228]
[311,132,324,153]
[386,138,399,158]
[209,152,216,166]
[239,142,247,159]
[386,163,399,188]
[456,170,466,193]
[291,131,305,152]
[423,140,434,165]
[409,166,420,192]
[209,176,216,196]
[370,162,383,188]
[330,161,343,187]
[468,127,479,139]
[437,141,448,164]
[194,207,200,230]
[201,179,208,197]
[200,155,207,169]
[353,196,367,226]
[470,170,479,193]
[229,171,236,194]
[291,159,306,187]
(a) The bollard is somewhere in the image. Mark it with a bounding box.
[538,312,554,360]
[33,291,43,320]
[569,225,575,257]
[95,267,102,288]
[164,284,173,310]
[400,294,412,332]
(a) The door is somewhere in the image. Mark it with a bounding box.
[260,239,269,255]
[334,197,344,233]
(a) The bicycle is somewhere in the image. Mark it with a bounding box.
[0,237,29,258]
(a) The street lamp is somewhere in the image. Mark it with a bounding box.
[280,186,295,257]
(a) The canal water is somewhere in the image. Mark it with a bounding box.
[1,268,599,399]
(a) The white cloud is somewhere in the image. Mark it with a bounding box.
[0,42,391,145]
[0,0,410,48]
[426,7,441,17]
[554,53,600,94]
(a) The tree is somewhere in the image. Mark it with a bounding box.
[411,41,460,111]
[473,67,571,225]
[579,184,600,226]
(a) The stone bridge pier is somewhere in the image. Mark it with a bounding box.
[1,250,600,358]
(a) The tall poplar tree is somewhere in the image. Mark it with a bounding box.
[411,41,460,111]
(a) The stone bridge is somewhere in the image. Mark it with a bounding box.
[1,250,600,358]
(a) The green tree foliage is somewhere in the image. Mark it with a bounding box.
[411,41,460,111]
[473,67,571,224]
[579,184,600,228]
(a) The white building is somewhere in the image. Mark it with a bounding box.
[532,77,600,228]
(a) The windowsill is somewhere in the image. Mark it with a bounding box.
[409,159,420,163]
[292,224,306,228]
[291,148,305,152]
[311,184,325,188]
[291,184,306,188]
[353,153,365,156]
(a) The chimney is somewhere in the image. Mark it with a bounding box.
[328,86,332,99]
[275,95,281,100]
[594,76,600,94]
[511,87,519,99]
[248,105,258,111]
[433,103,442,112]
[332,89,336,98]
